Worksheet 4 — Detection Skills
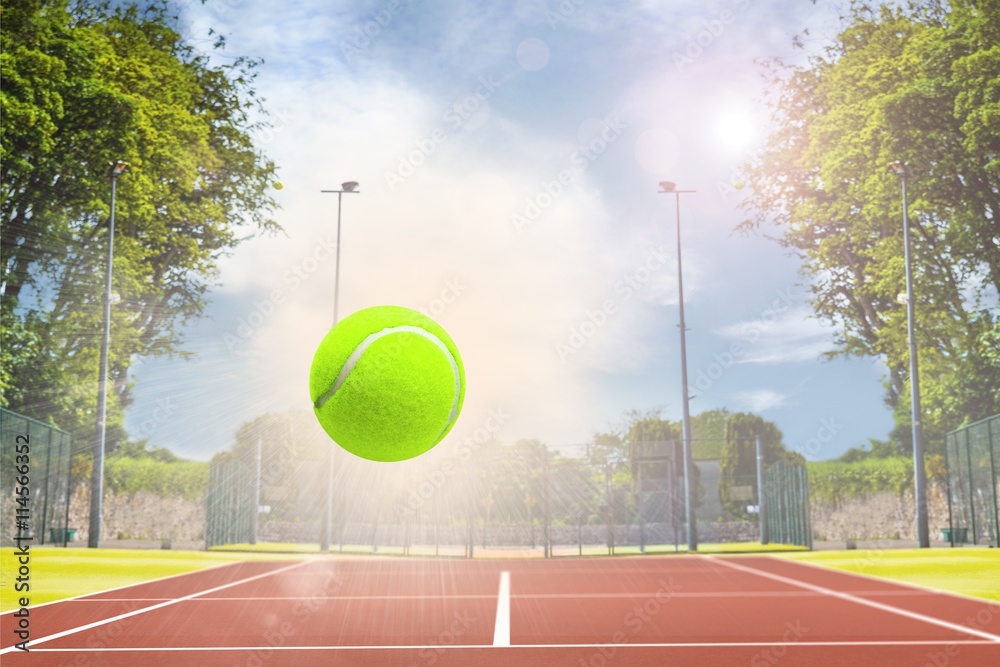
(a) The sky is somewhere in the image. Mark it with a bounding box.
[123,0,895,463]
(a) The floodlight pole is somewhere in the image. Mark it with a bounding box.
[318,182,360,552]
[659,183,698,552]
[89,161,128,549]
[890,162,929,548]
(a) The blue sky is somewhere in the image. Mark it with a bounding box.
[124,0,894,462]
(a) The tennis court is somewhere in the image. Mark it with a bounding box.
[3,554,998,666]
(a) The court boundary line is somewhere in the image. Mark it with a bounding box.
[0,558,260,615]
[0,560,312,655]
[493,570,510,646]
[705,556,1000,642]
[23,639,999,652]
[774,554,1000,605]
[70,589,945,602]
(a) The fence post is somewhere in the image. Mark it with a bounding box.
[964,428,977,544]
[542,446,551,558]
[40,424,52,546]
[945,436,955,547]
[637,455,645,553]
[756,435,769,545]
[250,436,261,546]
[605,463,614,556]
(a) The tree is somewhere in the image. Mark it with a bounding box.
[627,416,705,511]
[691,407,732,458]
[739,0,1000,453]
[837,437,899,462]
[1,1,279,458]
[720,412,803,517]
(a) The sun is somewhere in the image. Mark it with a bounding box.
[713,110,759,152]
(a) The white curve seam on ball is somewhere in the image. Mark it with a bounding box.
[314,325,462,435]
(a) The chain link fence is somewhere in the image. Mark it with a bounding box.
[945,413,1000,547]
[1,408,74,546]
[206,422,812,554]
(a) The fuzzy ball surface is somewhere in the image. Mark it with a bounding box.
[309,305,465,462]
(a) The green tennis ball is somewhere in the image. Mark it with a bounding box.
[309,305,465,462]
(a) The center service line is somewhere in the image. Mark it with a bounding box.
[493,570,511,647]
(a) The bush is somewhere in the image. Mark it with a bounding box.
[103,456,209,501]
[807,457,913,504]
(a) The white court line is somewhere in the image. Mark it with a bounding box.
[493,571,511,647]
[80,589,935,602]
[0,560,312,656]
[26,640,1000,652]
[0,559,251,615]
[705,556,1000,643]
[778,555,1000,605]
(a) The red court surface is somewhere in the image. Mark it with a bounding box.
[3,554,999,666]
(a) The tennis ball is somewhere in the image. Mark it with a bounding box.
[273,181,284,190]
[309,305,465,462]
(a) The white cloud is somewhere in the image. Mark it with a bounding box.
[732,389,790,412]
[130,0,881,456]
[716,305,836,365]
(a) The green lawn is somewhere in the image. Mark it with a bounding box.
[0,547,304,612]
[776,547,1000,602]
[563,542,808,556]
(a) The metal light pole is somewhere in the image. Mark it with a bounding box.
[889,161,929,548]
[658,181,697,552]
[321,181,360,324]
[89,160,129,549]
[318,181,360,551]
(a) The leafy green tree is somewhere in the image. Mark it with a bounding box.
[1,1,279,459]
[720,412,803,517]
[627,416,705,510]
[691,407,732,457]
[739,0,1000,453]
[837,437,899,462]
